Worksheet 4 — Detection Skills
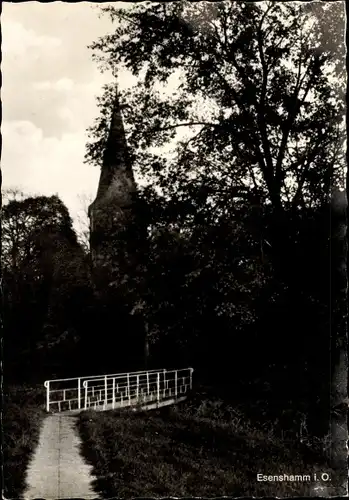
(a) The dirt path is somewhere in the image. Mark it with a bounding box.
[24,414,97,499]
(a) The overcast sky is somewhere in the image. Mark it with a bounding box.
[2,2,136,234]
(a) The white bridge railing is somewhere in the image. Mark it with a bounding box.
[44,367,194,413]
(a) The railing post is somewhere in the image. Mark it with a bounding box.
[78,378,81,410]
[45,381,50,412]
[84,381,88,410]
[157,372,160,402]
[175,371,178,397]
[190,368,193,390]
[147,372,150,395]
[112,378,115,409]
[127,373,131,405]
[136,375,139,399]
[104,375,107,409]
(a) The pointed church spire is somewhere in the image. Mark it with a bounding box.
[89,79,139,265]
[94,83,135,202]
[104,85,131,168]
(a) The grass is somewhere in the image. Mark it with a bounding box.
[3,384,46,499]
[77,392,335,498]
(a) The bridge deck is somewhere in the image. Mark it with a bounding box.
[56,395,188,415]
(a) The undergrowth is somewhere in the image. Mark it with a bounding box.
[3,384,46,498]
[77,394,334,498]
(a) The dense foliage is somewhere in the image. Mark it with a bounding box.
[2,193,92,379]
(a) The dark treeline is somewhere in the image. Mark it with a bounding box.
[2,2,346,441]
[2,188,346,437]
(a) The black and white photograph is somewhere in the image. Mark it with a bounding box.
[1,1,347,498]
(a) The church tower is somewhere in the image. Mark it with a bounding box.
[88,83,149,370]
[88,84,139,272]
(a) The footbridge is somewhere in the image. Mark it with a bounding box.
[44,367,194,413]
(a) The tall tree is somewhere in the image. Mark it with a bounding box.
[2,194,78,273]
[84,2,346,441]
[2,194,90,379]
[86,2,345,248]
